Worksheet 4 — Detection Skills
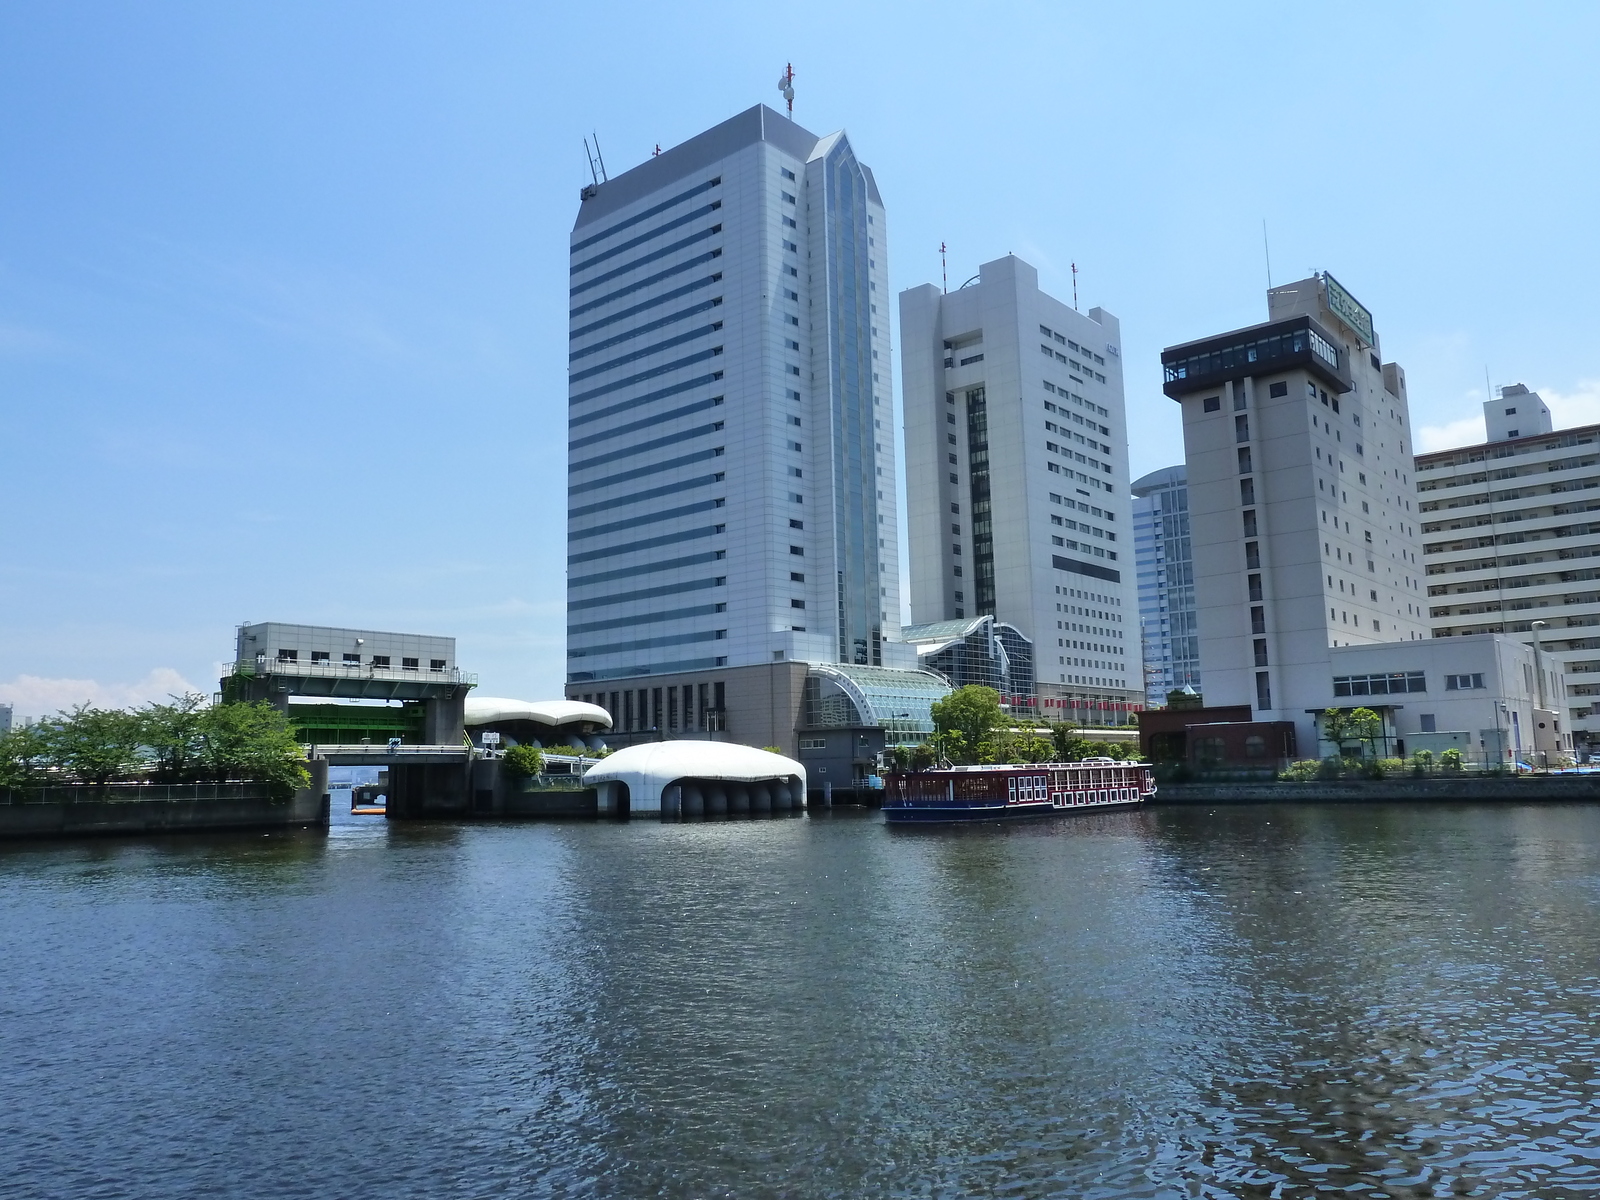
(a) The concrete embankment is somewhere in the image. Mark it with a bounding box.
[1157,775,1600,805]
[0,761,330,839]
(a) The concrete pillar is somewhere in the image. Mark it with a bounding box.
[662,784,682,820]
[790,777,807,809]
[423,690,467,745]
[596,781,615,816]
[751,782,772,814]
[706,785,727,817]
[681,783,704,818]
[729,784,750,815]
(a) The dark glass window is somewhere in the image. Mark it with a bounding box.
[1203,396,1220,412]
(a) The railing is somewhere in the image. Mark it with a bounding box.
[307,744,470,756]
[1,782,273,805]
[228,661,477,686]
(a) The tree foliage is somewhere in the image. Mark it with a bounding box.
[501,744,544,779]
[930,686,1006,749]
[0,696,308,798]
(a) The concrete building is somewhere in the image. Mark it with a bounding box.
[1416,385,1600,756]
[224,622,476,745]
[1131,465,1200,707]
[900,255,1140,727]
[0,703,11,735]
[561,105,947,789]
[1161,274,1429,752]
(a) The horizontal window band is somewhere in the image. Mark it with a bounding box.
[1052,554,1122,583]
[566,576,724,613]
[570,203,720,275]
[570,423,720,474]
[571,276,719,342]
[567,604,722,636]
[569,298,720,361]
[570,398,721,452]
[570,498,723,541]
[570,178,718,255]
[569,227,719,298]
[568,448,723,496]
[568,628,723,658]
[570,349,722,407]
[568,325,719,384]
[569,550,725,589]
[567,524,721,566]
[567,656,721,684]
[569,373,722,430]
[568,473,723,519]
[569,254,720,320]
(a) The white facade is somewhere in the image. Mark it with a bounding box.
[900,256,1140,720]
[566,105,903,688]
[1325,635,1569,764]
[234,623,456,674]
[1416,386,1600,754]
[1162,275,1428,751]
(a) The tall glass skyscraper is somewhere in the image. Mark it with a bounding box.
[1132,465,1200,706]
[562,105,941,764]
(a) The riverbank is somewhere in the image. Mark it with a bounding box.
[0,760,330,838]
[1156,774,1600,804]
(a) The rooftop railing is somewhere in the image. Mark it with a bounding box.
[228,660,477,686]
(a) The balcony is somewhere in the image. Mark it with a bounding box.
[1161,316,1352,400]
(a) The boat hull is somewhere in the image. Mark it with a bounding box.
[883,798,1145,823]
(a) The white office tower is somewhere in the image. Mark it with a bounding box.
[1131,465,1200,707]
[900,256,1141,726]
[564,105,942,770]
[1418,384,1600,757]
[1161,275,1429,750]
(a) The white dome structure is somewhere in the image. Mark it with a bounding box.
[583,742,807,817]
[463,696,611,751]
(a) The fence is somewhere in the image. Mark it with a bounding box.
[1,782,273,806]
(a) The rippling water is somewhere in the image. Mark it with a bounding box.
[3,803,1600,1198]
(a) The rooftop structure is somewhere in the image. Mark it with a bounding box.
[584,741,806,816]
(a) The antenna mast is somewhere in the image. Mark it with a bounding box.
[1071,262,1079,311]
[591,131,609,181]
[941,242,947,293]
[1263,219,1273,288]
[583,137,600,187]
[777,63,795,117]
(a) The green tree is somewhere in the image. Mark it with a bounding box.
[39,705,144,787]
[137,693,208,783]
[930,686,1006,762]
[195,702,309,799]
[1322,707,1383,759]
[501,744,544,779]
[0,723,50,789]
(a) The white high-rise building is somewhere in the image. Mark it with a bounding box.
[900,256,1141,726]
[1160,275,1429,751]
[563,105,946,777]
[1417,385,1600,757]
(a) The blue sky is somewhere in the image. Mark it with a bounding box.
[3,1,1597,715]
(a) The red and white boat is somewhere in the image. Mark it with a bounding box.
[883,758,1155,823]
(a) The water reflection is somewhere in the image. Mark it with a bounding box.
[1,803,1597,1198]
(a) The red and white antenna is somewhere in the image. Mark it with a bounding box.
[777,63,795,116]
[941,242,948,293]
[1071,261,1079,311]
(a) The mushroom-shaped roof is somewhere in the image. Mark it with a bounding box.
[583,741,804,805]
[464,696,613,730]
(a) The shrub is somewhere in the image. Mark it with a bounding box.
[1439,748,1464,773]
[1279,759,1322,782]
[501,744,544,779]
[1316,757,1345,781]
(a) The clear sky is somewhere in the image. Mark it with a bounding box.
[3,1,1598,716]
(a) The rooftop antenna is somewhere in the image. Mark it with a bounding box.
[940,242,947,293]
[652,143,661,157]
[1262,219,1273,288]
[582,137,600,188]
[777,63,795,117]
[1071,262,1079,311]
[591,131,609,181]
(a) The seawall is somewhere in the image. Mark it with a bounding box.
[1157,775,1600,805]
[0,761,331,839]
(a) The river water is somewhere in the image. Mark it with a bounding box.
[3,803,1599,1199]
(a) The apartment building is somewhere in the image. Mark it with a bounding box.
[900,255,1141,725]
[1161,275,1429,752]
[1417,385,1600,756]
[1132,465,1200,707]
